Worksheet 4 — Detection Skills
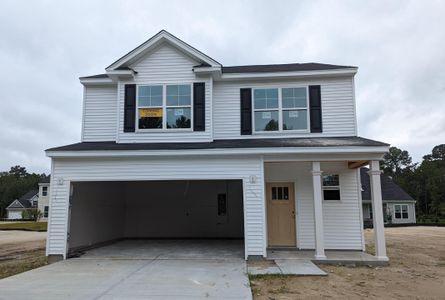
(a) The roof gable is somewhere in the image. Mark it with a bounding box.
[106,30,221,71]
[7,200,25,209]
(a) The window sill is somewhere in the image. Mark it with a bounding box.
[252,130,310,135]
[135,129,194,133]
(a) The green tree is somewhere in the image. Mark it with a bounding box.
[0,166,46,218]
[380,146,414,179]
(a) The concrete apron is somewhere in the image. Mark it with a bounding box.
[248,259,327,276]
[0,240,253,300]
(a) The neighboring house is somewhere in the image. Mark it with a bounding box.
[38,176,51,220]
[45,30,390,262]
[361,168,416,226]
[6,190,39,219]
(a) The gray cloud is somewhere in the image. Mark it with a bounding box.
[1,0,444,173]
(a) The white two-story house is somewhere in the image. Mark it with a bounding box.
[45,30,389,263]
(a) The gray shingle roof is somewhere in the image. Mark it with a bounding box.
[17,189,39,208]
[79,74,109,80]
[221,63,356,74]
[361,168,414,201]
[46,136,388,152]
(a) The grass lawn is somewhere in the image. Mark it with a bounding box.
[0,249,48,279]
[0,222,47,231]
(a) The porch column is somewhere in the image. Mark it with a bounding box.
[368,161,388,261]
[311,161,326,259]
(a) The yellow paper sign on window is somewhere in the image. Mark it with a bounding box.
[139,108,162,118]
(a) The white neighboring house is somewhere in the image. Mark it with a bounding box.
[38,176,51,220]
[361,168,416,225]
[6,190,39,219]
[45,30,390,262]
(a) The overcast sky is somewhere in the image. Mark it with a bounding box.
[1,0,444,174]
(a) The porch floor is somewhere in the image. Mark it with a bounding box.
[267,249,388,266]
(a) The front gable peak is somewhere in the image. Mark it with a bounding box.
[106,30,221,72]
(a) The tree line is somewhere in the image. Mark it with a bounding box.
[380,144,445,218]
[0,166,47,218]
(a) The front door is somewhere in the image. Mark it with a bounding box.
[266,182,296,247]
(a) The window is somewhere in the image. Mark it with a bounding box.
[394,204,409,219]
[253,87,308,132]
[166,85,191,129]
[322,174,340,200]
[137,84,192,130]
[42,186,48,196]
[271,186,289,200]
[44,206,49,218]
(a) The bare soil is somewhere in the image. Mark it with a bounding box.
[0,230,46,257]
[0,230,48,279]
[251,226,445,299]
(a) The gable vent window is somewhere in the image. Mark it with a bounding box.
[253,87,309,132]
[137,84,192,130]
[322,174,341,200]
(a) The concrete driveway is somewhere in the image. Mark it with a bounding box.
[0,240,252,300]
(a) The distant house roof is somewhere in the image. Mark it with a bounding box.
[361,168,414,201]
[40,175,51,183]
[46,136,388,152]
[7,189,39,209]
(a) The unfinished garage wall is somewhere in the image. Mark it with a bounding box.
[69,182,125,250]
[123,180,244,238]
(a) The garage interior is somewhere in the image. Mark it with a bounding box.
[67,180,244,256]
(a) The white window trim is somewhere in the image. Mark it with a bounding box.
[252,86,310,134]
[135,83,194,132]
[394,204,409,220]
[42,186,48,197]
[322,173,341,201]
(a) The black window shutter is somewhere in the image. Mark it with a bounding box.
[309,85,322,133]
[240,88,252,135]
[124,84,136,132]
[193,82,205,131]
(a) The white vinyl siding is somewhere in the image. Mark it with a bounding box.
[46,156,265,258]
[116,44,212,142]
[82,85,117,141]
[213,77,356,139]
[265,161,362,250]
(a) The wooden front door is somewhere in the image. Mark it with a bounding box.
[266,182,296,247]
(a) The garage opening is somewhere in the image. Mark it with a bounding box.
[67,180,244,256]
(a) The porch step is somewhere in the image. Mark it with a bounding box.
[247,259,327,276]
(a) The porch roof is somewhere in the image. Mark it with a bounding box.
[47,136,388,152]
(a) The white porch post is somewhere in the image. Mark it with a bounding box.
[368,161,388,261]
[312,161,326,259]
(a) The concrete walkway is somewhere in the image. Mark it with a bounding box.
[0,240,252,300]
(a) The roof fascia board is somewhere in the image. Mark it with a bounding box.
[106,31,221,71]
[46,145,389,158]
[218,68,357,81]
[80,78,115,86]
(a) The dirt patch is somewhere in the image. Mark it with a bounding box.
[0,230,46,257]
[251,226,445,299]
[0,249,48,279]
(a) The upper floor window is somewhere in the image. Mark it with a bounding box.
[42,186,48,196]
[138,84,192,130]
[253,87,308,132]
